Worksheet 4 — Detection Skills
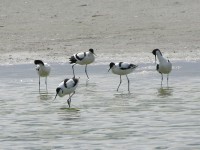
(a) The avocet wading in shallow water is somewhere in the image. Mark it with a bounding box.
[108,62,138,92]
[69,49,96,80]
[34,60,51,91]
[54,77,79,108]
[152,49,172,86]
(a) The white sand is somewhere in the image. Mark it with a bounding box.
[0,0,200,64]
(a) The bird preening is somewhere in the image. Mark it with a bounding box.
[108,62,138,92]
[152,49,172,86]
[69,49,96,80]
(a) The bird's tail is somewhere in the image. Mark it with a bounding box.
[130,64,138,69]
[69,56,77,64]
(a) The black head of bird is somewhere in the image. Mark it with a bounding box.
[108,62,115,72]
[152,49,162,64]
[34,60,44,66]
[89,48,97,56]
[54,88,62,101]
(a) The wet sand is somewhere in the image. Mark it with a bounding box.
[0,0,200,64]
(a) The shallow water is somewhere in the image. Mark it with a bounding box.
[0,61,200,149]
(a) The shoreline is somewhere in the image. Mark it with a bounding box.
[1,51,200,66]
[1,0,200,65]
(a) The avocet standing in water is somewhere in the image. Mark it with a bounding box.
[69,49,96,79]
[152,49,172,86]
[54,77,79,108]
[34,60,51,91]
[108,62,138,92]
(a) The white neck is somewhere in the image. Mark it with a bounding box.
[156,52,167,63]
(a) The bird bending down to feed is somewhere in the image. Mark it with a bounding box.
[34,60,51,91]
[69,49,96,80]
[54,77,79,108]
[108,62,138,92]
[152,49,172,86]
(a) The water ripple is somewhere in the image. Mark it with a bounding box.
[0,61,200,149]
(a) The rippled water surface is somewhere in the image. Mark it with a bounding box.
[0,61,200,149]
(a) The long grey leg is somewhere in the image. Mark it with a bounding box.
[45,77,47,91]
[126,75,130,92]
[70,91,75,99]
[39,76,40,92]
[67,91,75,108]
[72,64,76,78]
[117,75,122,91]
[167,74,169,87]
[67,97,71,108]
[85,64,89,79]
[161,73,163,87]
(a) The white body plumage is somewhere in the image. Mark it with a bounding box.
[152,49,172,86]
[54,78,79,108]
[35,63,51,77]
[108,62,138,92]
[110,62,137,75]
[69,49,96,79]
[73,51,95,65]
[156,51,172,74]
[56,78,79,97]
[34,60,51,91]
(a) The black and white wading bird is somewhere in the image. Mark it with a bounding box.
[69,49,96,79]
[108,62,138,92]
[54,77,79,108]
[34,60,51,91]
[152,49,172,86]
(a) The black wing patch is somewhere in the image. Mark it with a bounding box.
[119,62,127,70]
[156,64,162,73]
[156,64,159,71]
[73,78,79,86]
[75,53,82,61]
[64,79,69,88]
[119,62,123,68]
[75,52,86,61]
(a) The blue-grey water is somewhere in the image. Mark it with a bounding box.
[0,61,200,150]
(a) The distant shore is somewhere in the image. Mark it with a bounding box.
[0,0,200,64]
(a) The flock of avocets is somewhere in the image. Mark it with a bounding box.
[34,49,172,108]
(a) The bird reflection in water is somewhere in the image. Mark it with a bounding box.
[38,91,53,101]
[157,87,173,97]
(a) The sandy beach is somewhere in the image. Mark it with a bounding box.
[0,0,200,64]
